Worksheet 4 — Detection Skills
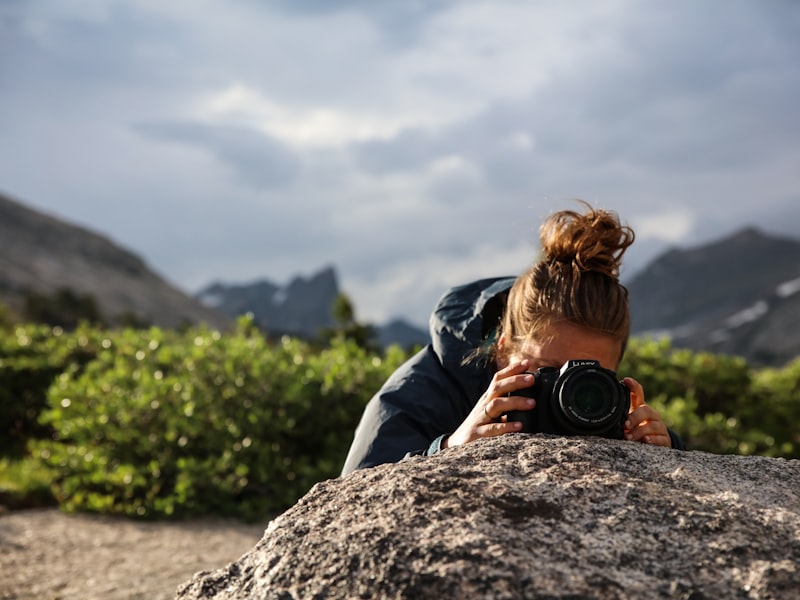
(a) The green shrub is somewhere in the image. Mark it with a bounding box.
[33,319,405,520]
[0,324,99,457]
[621,338,798,458]
[748,357,800,457]
[6,321,798,521]
[0,456,56,509]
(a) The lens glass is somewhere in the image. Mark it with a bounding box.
[571,377,612,417]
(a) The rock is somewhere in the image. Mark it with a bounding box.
[176,435,800,599]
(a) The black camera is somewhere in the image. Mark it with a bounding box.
[506,359,630,439]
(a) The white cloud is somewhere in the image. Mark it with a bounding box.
[1,0,799,329]
[196,84,432,147]
[632,211,695,244]
[346,240,537,326]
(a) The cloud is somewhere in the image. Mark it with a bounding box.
[632,211,694,244]
[345,239,537,326]
[350,2,798,187]
[195,84,423,147]
[135,120,300,189]
[1,0,799,328]
[267,0,457,46]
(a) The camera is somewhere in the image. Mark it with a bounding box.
[506,359,630,439]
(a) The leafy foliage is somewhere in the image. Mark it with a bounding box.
[621,338,798,457]
[1,322,798,521]
[0,455,55,509]
[0,323,99,457]
[31,318,406,520]
[322,292,378,351]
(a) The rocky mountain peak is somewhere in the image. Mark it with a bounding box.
[196,266,341,337]
[196,267,430,347]
[628,226,800,365]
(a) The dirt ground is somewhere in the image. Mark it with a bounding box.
[0,507,269,600]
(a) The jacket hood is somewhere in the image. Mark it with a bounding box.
[428,277,515,372]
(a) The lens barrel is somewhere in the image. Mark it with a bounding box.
[555,365,627,432]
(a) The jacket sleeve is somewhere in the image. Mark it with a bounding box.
[668,429,686,450]
[340,346,472,476]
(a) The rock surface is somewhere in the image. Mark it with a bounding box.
[176,435,800,599]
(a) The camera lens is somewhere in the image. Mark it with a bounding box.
[556,367,623,428]
[570,377,612,418]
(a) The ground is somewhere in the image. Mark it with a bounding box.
[0,507,268,600]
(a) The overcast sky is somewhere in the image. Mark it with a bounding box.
[1,1,799,328]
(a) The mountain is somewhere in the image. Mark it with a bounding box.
[196,267,340,338]
[4,190,796,363]
[375,318,430,350]
[196,268,430,348]
[627,227,800,366]
[0,192,231,329]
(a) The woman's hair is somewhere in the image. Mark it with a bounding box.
[496,201,635,363]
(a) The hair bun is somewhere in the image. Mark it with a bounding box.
[539,202,634,279]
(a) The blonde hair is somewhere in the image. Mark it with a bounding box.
[497,201,635,362]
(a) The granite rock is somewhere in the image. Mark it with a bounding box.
[176,435,800,599]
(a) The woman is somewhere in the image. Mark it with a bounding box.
[341,203,684,476]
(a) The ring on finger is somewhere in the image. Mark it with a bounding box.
[483,404,492,420]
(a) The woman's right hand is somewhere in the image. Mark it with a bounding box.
[443,359,537,449]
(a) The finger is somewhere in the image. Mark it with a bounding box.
[478,421,523,438]
[622,377,645,409]
[483,398,532,423]
[499,358,530,375]
[484,395,536,421]
[625,419,667,441]
[494,371,536,396]
[641,433,673,448]
[626,405,662,429]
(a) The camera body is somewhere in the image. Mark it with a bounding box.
[506,359,630,439]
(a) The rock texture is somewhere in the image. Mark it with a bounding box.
[176,435,800,599]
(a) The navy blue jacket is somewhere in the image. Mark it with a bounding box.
[341,277,685,475]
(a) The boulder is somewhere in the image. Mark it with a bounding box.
[176,435,800,599]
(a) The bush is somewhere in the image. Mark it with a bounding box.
[33,319,406,520]
[621,338,798,458]
[0,323,99,457]
[0,456,56,509]
[5,322,798,520]
[748,357,800,457]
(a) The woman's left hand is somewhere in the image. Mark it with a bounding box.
[622,377,672,448]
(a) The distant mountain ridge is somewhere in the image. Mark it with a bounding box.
[3,191,797,364]
[196,267,340,337]
[0,192,230,329]
[627,227,800,366]
[195,268,430,348]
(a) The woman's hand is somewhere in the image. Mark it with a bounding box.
[622,377,672,448]
[443,359,537,449]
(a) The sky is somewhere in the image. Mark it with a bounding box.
[1,1,799,329]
